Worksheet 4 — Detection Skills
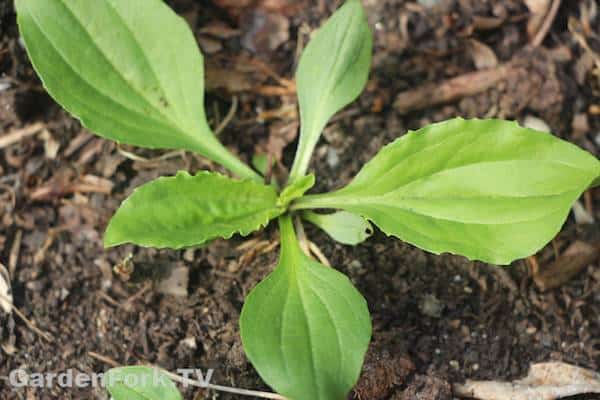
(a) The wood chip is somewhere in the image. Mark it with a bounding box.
[40,129,60,159]
[469,39,498,70]
[533,241,599,291]
[524,0,552,39]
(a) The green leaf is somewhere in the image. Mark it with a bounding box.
[105,171,283,249]
[288,0,372,182]
[278,174,316,207]
[303,211,373,245]
[252,153,271,177]
[16,0,258,180]
[292,118,600,265]
[106,366,182,400]
[240,215,371,400]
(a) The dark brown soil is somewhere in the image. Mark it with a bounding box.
[1,0,599,399]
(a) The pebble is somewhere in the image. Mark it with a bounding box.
[326,147,340,168]
[419,294,444,318]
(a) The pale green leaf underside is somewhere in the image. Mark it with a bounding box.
[295,118,600,265]
[303,211,373,245]
[240,216,371,400]
[106,367,182,400]
[16,0,256,178]
[104,171,283,249]
[289,0,372,181]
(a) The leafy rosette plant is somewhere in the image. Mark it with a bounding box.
[16,0,600,399]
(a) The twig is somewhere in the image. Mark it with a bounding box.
[123,282,152,309]
[308,240,331,267]
[97,291,122,308]
[214,96,238,135]
[88,351,120,368]
[0,292,54,342]
[8,230,22,277]
[394,65,510,114]
[116,145,185,163]
[88,352,286,399]
[0,122,45,148]
[160,368,287,399]
[531,0,562,47]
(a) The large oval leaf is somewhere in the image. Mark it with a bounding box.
[106,366,182,400]
[289,0,372,181]
[240,216,371,400]
[293,118,600,264]
[105,171,283,249]
[16,0,258,180]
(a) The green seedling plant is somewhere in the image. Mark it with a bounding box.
[105,367,183,400]
[16,0,600,399]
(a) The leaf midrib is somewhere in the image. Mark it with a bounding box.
[354,130,595,192]
[342,157,592,199]
[52,0,197,141]
[301,7,359,144]
[335,190,576,226]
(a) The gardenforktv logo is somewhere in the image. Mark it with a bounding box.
[7,368,214,389]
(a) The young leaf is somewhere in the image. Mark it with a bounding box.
[240,215,371,400]
[106,366,182,400]
[303,211,373,245]
[278,174,316,207]
[105,171,283,249]
[292,118,600,265]
[16,0,258,180]
[288,0,372,182]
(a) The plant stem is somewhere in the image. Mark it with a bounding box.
[160,368,287,400]
[287,124,317,184]
[195,135,262,182]
[278,214,297,249]
[289,193,340,211]
[213,148,263,182]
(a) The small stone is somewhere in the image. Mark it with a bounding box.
[419,294,444,318]
[449,360,460,370]
[523,115,551,133]
[326,147,340,168]
[526,326,537,335]
[181,337,197,350]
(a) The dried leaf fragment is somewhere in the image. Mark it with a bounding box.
[454,362,600,400]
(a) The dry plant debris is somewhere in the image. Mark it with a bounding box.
[454,362,600,400]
